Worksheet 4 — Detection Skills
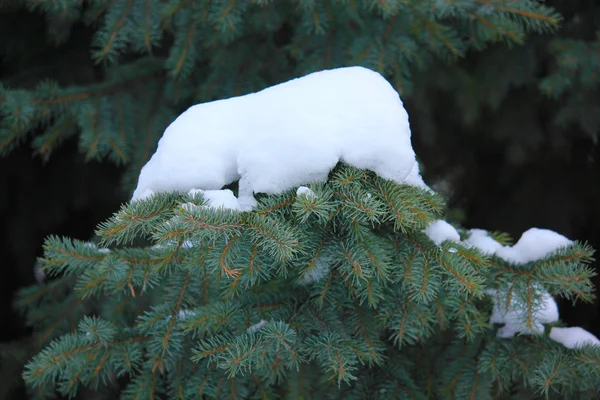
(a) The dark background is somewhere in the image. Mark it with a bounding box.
[1,1,599,398]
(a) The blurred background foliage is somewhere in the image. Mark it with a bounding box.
[0,0,599,398]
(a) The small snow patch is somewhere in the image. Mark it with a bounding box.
[84,242,111,254]
[181,240,197,249]
[34,262,45,284]
[178,309,198,319]
[465,228,572,264]
[550,326,600,349]
[488,287,558,338]
[188,188,241,210]
[247,320,267,333]
[423,220,460,246]
[297,257,331,285]
[496,228,572,264]
[464,229,504,255]
[296,186,316,199]
[134,188,156,201]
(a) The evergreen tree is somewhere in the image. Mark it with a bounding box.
[17,164,600,399]
[1,1,600,399]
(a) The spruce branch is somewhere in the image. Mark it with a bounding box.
[96,192,183,245]
[306,332,360,385]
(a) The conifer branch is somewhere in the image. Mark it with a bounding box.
[9,1,599,396]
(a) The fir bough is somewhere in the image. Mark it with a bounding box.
[17,165,599,399]
[0,0,563,189]
[3,1,599,399]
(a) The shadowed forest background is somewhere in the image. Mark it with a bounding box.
[1,0,599,398]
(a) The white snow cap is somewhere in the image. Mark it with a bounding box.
[188,188,241,210]
[550,327,600,349]
[489,288,559,338]
[465,228,572,264]
[132,67,426,209]
[496,228,572,264]
[423,220,460,246]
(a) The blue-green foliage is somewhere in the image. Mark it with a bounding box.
[16,165,599,399]
[0,0,563,188]
[3,1,599,399]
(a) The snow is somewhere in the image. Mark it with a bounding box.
[296,186,316,199]
[124,64,595,351]
[496,228,572,264]
[188,188,241,210]
[550,327,600,349]
[33,262,45,284]
[247,320,267,333]
[423,220,460,246]
[488,287,559,338]
[464,229,504,255]
[403,162,427,189]
[465,228,572,264]
[297,256,331,285]
[83,242,111,253]
[177,309,198,319]
[134,189,156,201]
[478,229,591,345]
[132,67,425,209]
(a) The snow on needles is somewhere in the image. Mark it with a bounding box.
[127,65,596,352]
[423,220,460,246]
[470,228,599,350]
[423,223,576,343]
[550,327,600,349]
[488,287,559,338]
[464,229,504,255]
[296,186,316,199]
[132,67,426,209]
[465,228,572,265]
[496,228,573,264]
[188,188,241,210]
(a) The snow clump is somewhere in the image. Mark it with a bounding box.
[188,188,241,210]
[488,287,559,338]
[423,219,460,246]
[132,66,426,209]
[550,327,600,349]
[465,228,571,265]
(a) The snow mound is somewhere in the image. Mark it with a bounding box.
[465,228,572,264]
[132,67,425,209]
[496,228,572,264]
[188,188,241,210]
[423,220,460,246]
[488,287,558,338]
[550,327,600,349]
